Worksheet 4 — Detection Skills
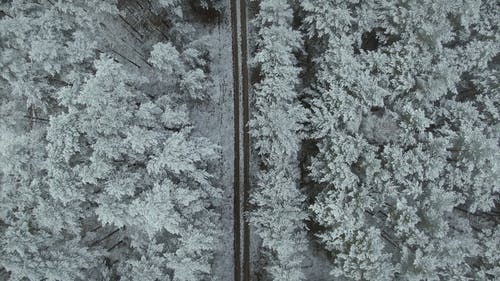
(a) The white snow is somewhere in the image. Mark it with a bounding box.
[187,4,235,280]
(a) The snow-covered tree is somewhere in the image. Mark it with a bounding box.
[250,0,309,280]
[0,1,120,279]
[46,57,222,280]
[0,1,223,279]
[300,0,500,280]
[0,222,106,281]
[149,42,211,100]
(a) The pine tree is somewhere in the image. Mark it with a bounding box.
[46,57,222,280]
[300,0,500,279]
[250,0,309,280]
[149,42,211,100]
[0,1,119,278]
[0,1,223,279]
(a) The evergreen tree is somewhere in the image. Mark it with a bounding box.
[300,0,500,280]
[47,57,222,280]
[149,42,211,100]
[0,1,120,279]
[0,1,223,279]
[250,0,308,280]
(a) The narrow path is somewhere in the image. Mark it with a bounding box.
[231,0,250,280]
[240,0,251,279]
[230,0,241,280]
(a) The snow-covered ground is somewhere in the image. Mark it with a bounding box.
[188,3,235,280]
[188,1,335,280]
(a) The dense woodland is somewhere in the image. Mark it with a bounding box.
[0,0,224,280]
[249,0,308,280]
[0,0,499,281]
[251,0,499,280]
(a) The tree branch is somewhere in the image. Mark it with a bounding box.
[90,228,121,247]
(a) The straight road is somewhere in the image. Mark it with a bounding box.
[231,0,250,280]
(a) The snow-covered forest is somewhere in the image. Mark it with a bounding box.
[0,0,499,280]
[0,0,225,280]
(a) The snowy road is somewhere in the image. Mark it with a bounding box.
[231,0,251,280]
